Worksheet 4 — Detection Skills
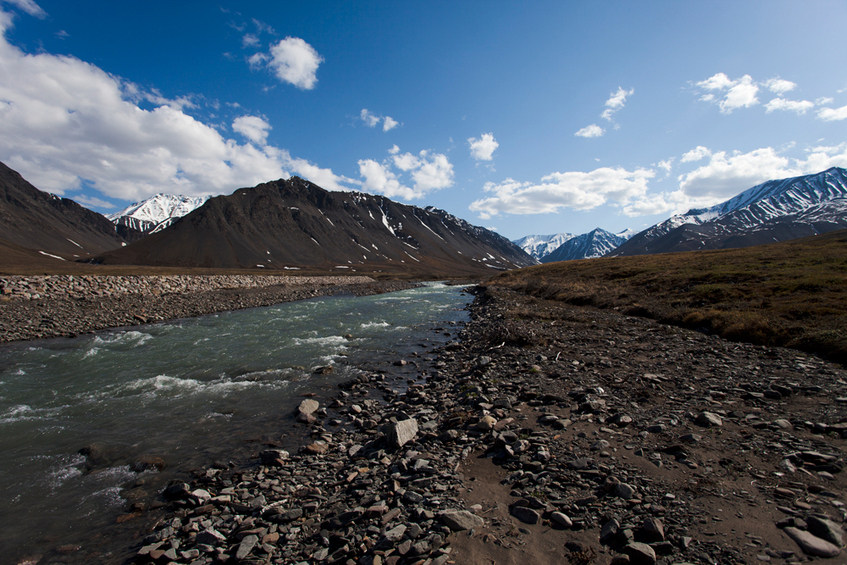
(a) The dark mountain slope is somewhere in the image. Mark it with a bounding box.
[95,177,534,275]
[541,228,632,263]
[0,162,127,259]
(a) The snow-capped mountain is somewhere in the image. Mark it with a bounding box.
[613,167,847,256]
[541,228,635,263]
[107,194,210,235]
[513,233,574,261]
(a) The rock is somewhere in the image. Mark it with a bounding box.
[624,542,657,565]
[387,418,418,449]
[695,411,723,427]
[784,526,841,557]
[476,415,497,431]
[806,516,845,548]
[551,511,573,528]
[614,483,636,500]
[133,455,166,472]
[303,442,329,455]
[235,534,258,560]
[296,399,320,423]
[642,517,665,541]
[195,528,226,546]
[441,510,484,531]
[510,505,540,524]
[260,449,289,466]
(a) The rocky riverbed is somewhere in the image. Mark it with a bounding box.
[13,284,847,565]
[70,285,845,565]
[0,275,409,342]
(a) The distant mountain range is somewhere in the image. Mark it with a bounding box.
[514,228,636,262]
[107,194,210,239]
[514,167,847,262]
[612,166,847,256]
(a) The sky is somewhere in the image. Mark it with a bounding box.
[1,0,846,241]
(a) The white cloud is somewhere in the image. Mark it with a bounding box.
[657,158,674,176]
[360,108,400,131]
[71,194,116,209]
[360,108,380,127]
[677,147,795,201]
[817,104,847,121]
[0,16,352,200]
[242,34,260,48]
[681,146,712,163]
[765,98,815,114]
[468,167,654,219]
[358,146,453,200]
[468,133,498,161]
[262,37,323,90]
[575,124,605,138]
[694,73,759,113]
[601,87,634,121]
[232,115,271,145]
[764,78,796,95]
[382,116,398,131]
[1,0,46,18]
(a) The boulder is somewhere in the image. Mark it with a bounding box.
[387,418,418,449]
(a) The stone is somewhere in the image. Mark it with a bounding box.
[624,542,657,565]
[695,411,723,427]
[259,449,289,466]
[441,510,484,531]
[551,511,573,528]
[195,528,226,546]
[510,506,540,524]
[642,517,665,541]
[783,526,841,557]
[296,399,320,423]
[806,516,845,548]
[614,483,636,500]
[235,535,259,560]
[476,414,497,430]
[387,418,419,449]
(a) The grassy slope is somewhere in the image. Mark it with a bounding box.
[490,229,847,364]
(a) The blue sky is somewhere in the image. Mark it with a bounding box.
[1,0,846,241]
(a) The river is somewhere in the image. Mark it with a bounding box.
[0,282,472,564]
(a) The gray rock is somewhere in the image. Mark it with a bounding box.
[235,534,258,560]
[551,511,573,528]
[511,505,540,524]
[807,516,845,548]
[296,399,320,423]
[614,482,636,500]
[624,542,657,565]
[695,411,722,427]
[441,510,484,531]
[195,528,226,546]
[387,418,418,449]
[784,526,841,558]
[642,516,665,541]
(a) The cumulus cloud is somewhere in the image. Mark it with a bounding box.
[764,78,796,95]
[574,124,605,138]
[382,116,398,131]
[677,147,794,201]
[358,146,453,200]
[359,108,400,131]
[232,115,271,145]
[468,133,498,161]
[0,15,351,200]
[765,98,815,114]
[251,37,323,90]
[468,167,655,219]
[818,104,847,121]
[695,73,759,113]
[601,87,634,121]
[681,146,712,163]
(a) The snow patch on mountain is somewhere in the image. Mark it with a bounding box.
[108,194,210,234]
[541,228,635,263]
[513,233,575,261]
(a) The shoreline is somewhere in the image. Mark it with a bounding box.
[109,286,847,565]
[12,284,847,564]
[0,275,415,343]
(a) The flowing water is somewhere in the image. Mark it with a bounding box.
[0,282,471,563]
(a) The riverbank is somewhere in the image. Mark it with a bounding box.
[100,285,847,565]
[0,275,414,343]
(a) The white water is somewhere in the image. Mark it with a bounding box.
[0,283,471,562]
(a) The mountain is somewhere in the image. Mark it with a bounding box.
[107,194,210,239]
[513,233,573,261]
[613,167,847,256]
[541,228,634,263]
[94,176,535,275]
[0,161,127,261]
